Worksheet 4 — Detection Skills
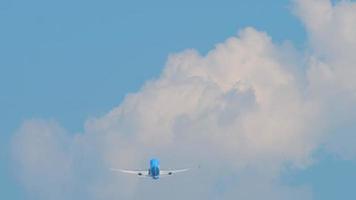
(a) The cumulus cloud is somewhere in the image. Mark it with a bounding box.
[12,120,73,199]
[295,0,356,159]
[11,0,356,199]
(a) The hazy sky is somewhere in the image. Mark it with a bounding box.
[1,0,356,199]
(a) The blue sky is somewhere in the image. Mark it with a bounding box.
[0,0,305,135]
[1,0,356,199]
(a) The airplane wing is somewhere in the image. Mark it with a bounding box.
[110,168,149,177]
[160,168,190,176]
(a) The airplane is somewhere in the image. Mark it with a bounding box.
[110,158,190,180]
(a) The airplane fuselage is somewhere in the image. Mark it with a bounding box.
[149,159,160,179]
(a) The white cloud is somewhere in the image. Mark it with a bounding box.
[12,120,73,199]
[295,0,356,159]
[11,0,356,199]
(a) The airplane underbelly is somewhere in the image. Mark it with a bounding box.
[150,167,160,178]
